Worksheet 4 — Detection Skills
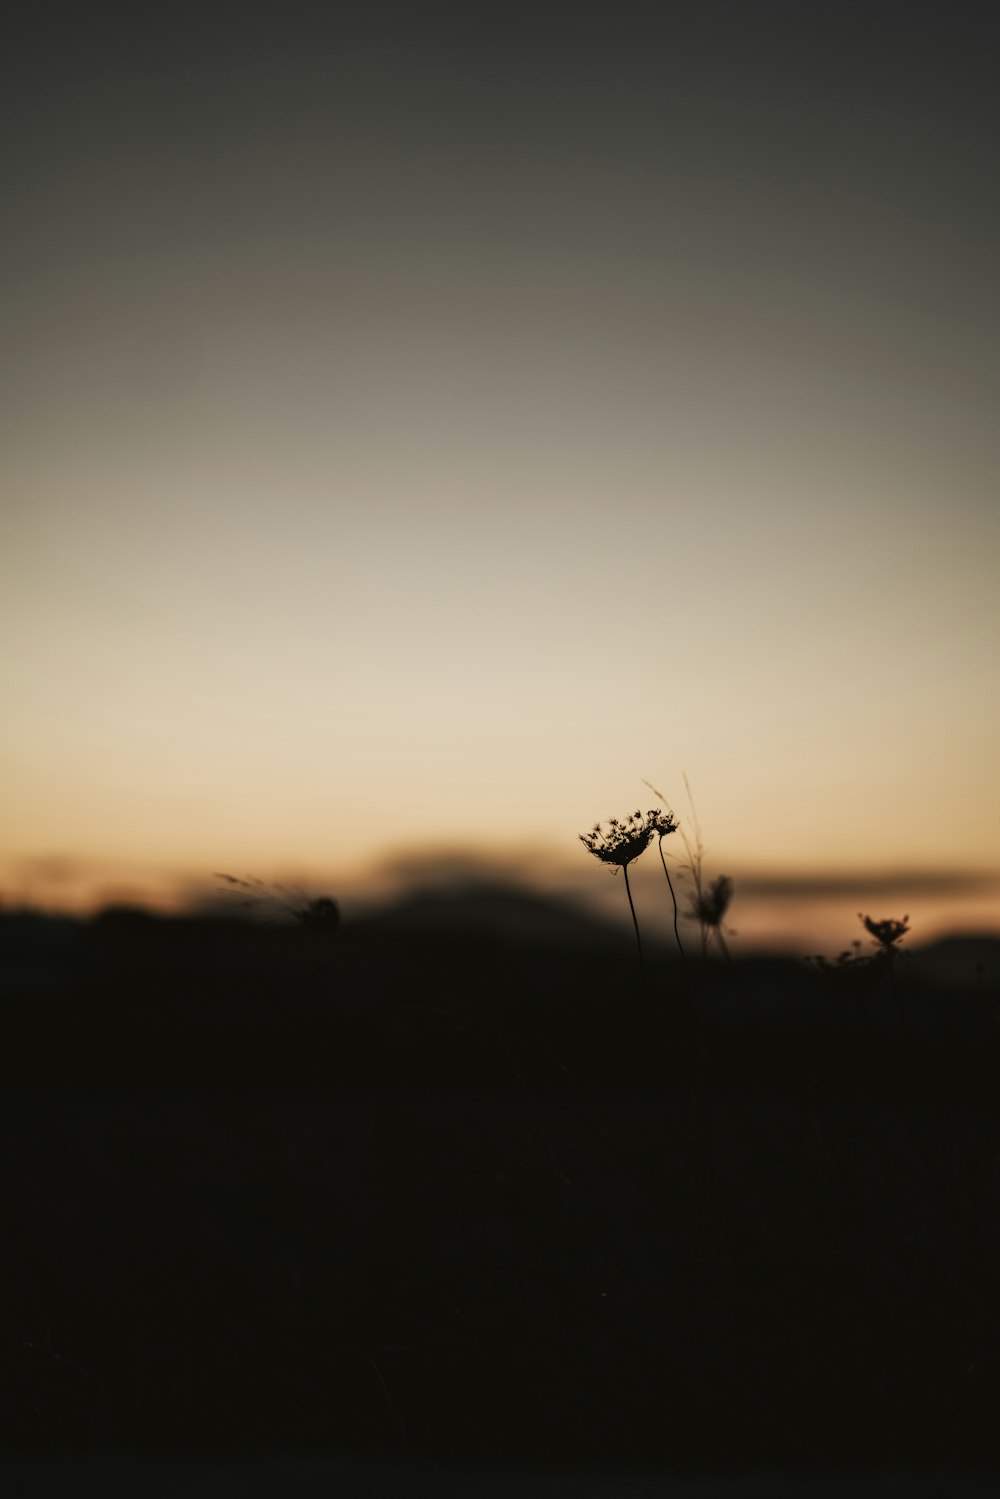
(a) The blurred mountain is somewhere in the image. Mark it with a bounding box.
[905,933,1000,989]
[2,897,998,979]
[355,881,630,950]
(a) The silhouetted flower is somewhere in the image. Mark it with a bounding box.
[858,913,911,1030]
[579,810,662,870]
[691,873,734,929]
[859,913,909,951]
[579,809,663,975]
[642,779,686,969]
[687,874,735,961]
[648,809,679,839]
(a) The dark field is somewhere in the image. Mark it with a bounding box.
[2,905,999,1476]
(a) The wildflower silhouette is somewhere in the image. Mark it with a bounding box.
[859,913,910,952]
[692,874,735,961]
[859,911,910,1028]
[642,781,686,970]
[579,810,660,971]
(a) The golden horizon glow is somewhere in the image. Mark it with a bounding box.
[3,11,998,950]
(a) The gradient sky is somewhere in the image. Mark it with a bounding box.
[3,3,999,943]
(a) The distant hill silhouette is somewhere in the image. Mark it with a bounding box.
[355,880,631,949]
[907,932,1000,988]
[3,891,999,973]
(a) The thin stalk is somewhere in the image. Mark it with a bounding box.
[622,862,644,974]
[658,834,687,972]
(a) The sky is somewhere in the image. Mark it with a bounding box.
[2,2,999,948]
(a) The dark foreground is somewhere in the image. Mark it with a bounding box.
[2,909,999,1469]
[1,1453,997,1498]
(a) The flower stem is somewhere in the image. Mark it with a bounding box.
[658,834,686,973]
[886,950,907,1031]
[622,862,644,974]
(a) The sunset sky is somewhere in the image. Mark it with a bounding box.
[3,3,999,947]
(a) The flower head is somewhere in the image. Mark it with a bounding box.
[859,913,909,951]
[691,874,734,928]
[648,808,679,839]
[579,809,663,869]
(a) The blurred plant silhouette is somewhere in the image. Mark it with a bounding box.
[860,913,910,953]
[859,911,910,1027]
[691,874,735,961]
[214,874,340,933]
[810,914,913,1026]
